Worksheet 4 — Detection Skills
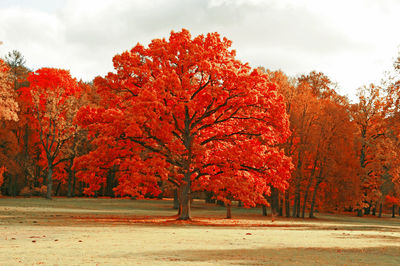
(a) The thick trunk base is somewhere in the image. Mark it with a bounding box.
[46,180,52,199]
[177,183,191,220]
[226,204,232,219]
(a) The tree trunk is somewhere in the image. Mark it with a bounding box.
[292,196,297,217]
[226,203,232,219]
[372,206,376,216]
[72,172,76,197]
[293,184,300,217]
[55,181,61,196]
[177,106,193,220]
[378,203,382,218]
[67,166,73,197]
[262,205,267,216]
[78,181,83,197]
[106,167,115,197]
[296,195,301,218]
[178,178,191,220]
[285,190,290,217]
[301,189,308,218]
[46,165,53,199]
[271,187,279,215]
[6,174,17,196]
[302,178,313,218]
[6,174,12,196]
[309,180,321,218]
[357,209,363,217]
[364,204,371,215]
[279,198,283,217]
[67,174,72,197]
[392,205,396,218]
[293,155,303,218]
[12,174,17,196]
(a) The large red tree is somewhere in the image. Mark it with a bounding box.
[75,29,292,219]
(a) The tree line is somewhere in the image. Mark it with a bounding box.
[0,30,399,219]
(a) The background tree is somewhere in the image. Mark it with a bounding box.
[271,70,363,218]
[0,58,19,121]
[281,75,320,217]
[0,58,20,195]
[20,68,81,199]
[60,82,95,197]
[306,96,356,218]
[3,51,38,196]
[350,85,388,216]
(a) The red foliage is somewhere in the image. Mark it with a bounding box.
[20,68,81,198]
[0,166,5,187]
[385,195,400,206]
[74,29,292,217]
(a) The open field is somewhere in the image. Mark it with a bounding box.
[1,197,400,265]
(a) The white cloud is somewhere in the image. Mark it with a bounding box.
[0,0,399,101]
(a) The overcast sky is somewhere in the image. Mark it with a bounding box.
[0,0,399,101]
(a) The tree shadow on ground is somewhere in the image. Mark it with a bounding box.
[3,209,400,233]
[134,246,400,265]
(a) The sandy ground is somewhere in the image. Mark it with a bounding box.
[1,198,400,265]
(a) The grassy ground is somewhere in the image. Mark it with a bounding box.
[0,197,400,265]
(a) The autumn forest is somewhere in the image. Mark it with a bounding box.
[1,29,400,220]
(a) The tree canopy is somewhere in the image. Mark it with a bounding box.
[74,29,292,219]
